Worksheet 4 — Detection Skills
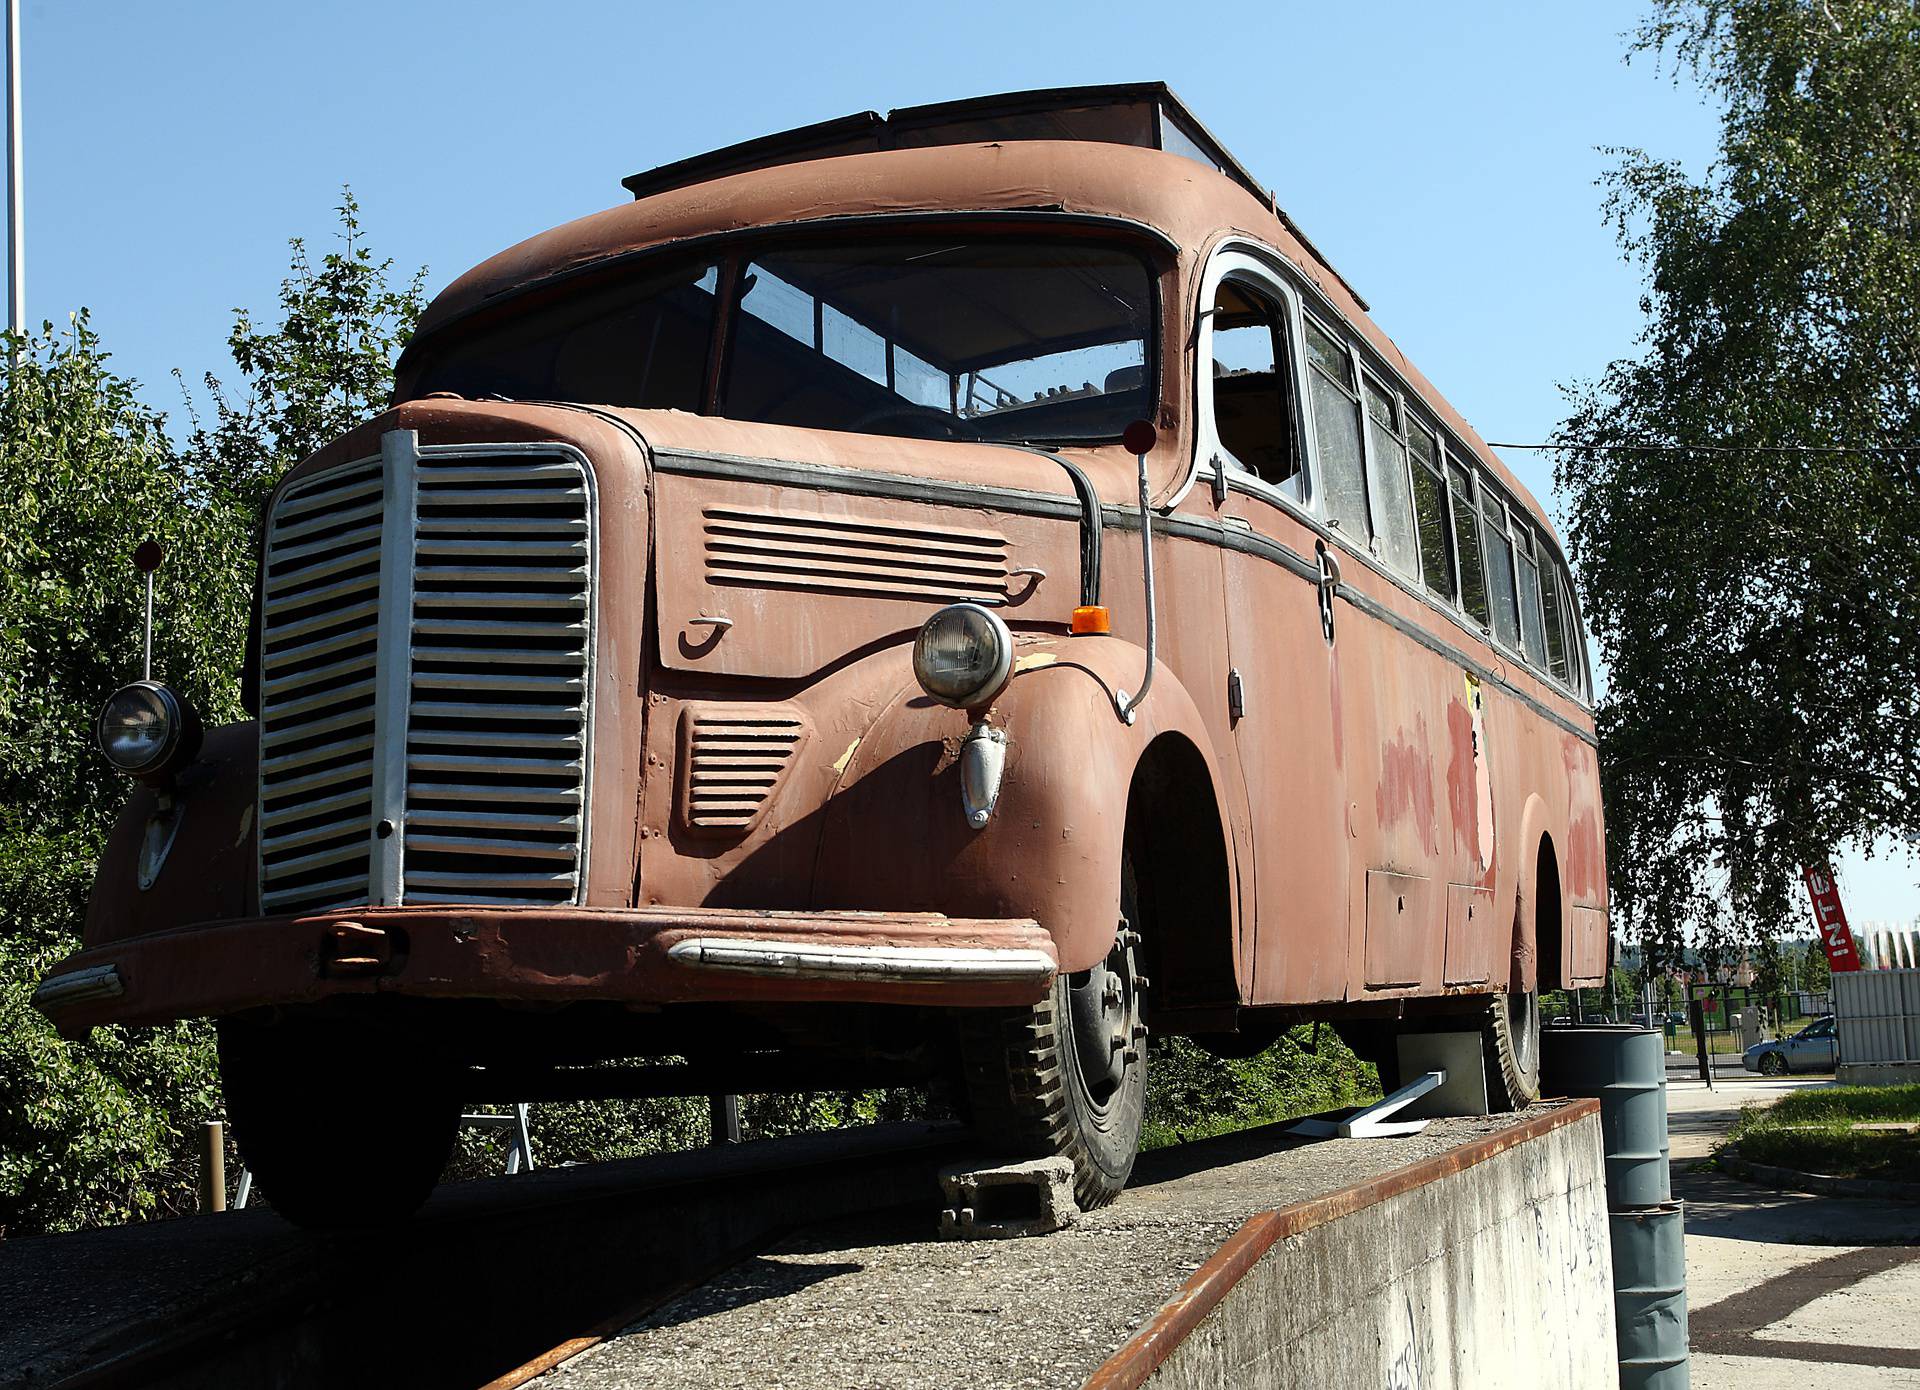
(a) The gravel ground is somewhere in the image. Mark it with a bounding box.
[546,1105,1565,1390]
[0,1206,311,1383]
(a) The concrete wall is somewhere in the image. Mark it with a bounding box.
[1086,1105,1615,1390]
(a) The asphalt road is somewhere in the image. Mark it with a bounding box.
[1668,1076,1920,1387]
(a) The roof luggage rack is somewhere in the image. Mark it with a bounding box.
[621,82,1367,310]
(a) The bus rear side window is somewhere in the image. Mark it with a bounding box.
[1409,425,1456,602]
[1363,377,1419,576]
[1305,317,1369,539]
[1482,489,1521,650]
[1448,459,1488,628]
[1516,528,1549,663]
[1540,556,1571,681]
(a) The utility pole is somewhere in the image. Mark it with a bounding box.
[6,0,21,350]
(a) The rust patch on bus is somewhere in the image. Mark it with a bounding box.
[1445,696,1479,867]
[1375,720,1438,857]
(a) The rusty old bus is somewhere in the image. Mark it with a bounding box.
[37,84,1607,1225]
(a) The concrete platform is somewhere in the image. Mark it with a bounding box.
[543,1101,1611,1390]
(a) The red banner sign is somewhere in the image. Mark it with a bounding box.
[1802,864,1863,973]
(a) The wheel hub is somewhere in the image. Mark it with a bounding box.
[1506,990,1539,1074]
[1068,925,1144,1102]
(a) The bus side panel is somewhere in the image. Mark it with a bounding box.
[1335,564,1464,999]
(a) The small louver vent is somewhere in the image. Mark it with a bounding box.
[678,706,809,835]
[702,507,1009,605]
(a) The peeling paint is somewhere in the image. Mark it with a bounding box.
[235,804,254,848]
[1013,652,1059,674]
[832,737,861,775]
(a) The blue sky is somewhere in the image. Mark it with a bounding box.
[17,1,1916,920]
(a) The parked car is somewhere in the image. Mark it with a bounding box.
[1743,1015,1837,1075]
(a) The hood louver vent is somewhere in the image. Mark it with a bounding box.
[702,506,1009,605]
[678,705,809,835]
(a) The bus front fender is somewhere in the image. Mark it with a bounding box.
[812,635,1233,976]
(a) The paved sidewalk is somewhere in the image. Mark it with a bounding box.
[1667,1077,1920,1387]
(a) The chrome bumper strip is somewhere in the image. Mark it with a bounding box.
[666,938,1056,986]
[32,963,125,1012]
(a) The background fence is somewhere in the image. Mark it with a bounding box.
[1833,968,1920,1068]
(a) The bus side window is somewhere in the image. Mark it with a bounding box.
[1515,525,1549,665]
[1304,316,1371,539]
[1539,549,1571,682]
[1362,376,1420,575]
[1447,456,1489,628]
[1409,422,1456,603]
[1560,559,1590,698]
[1481,484,1522,651]
[1209,281,1302,496]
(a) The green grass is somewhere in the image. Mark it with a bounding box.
[1726,1083,1920,1182]
[1668,1026,1745,1056]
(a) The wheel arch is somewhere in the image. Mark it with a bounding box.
[1123,731,1239,1014]
[1510,792,1569,995]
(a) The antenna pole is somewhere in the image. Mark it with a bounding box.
[5,0,20,351]
[142,569,153,680]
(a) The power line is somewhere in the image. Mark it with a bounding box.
[1491,441,1917,456]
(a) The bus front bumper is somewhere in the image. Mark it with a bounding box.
[32,905,1057,1036]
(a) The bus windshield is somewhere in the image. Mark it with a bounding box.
[403,237,1156,446]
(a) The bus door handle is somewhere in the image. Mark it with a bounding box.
[1315,543,1341,644]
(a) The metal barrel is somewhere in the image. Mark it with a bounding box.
[1611,1203,1690,1389]
[1540,1024,1671,1206]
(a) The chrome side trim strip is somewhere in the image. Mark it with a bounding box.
[665,938,1057,985]
[651,448,1601,748]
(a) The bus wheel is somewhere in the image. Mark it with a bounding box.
[958,871,1147,1210]
[1484,990,1541,1109]
[218,1019,461,1229]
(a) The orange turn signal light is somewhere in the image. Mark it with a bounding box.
[1071,605,1111,636]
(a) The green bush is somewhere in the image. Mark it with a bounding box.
[0,199,423,1238]
[1142,1025,1380,1150]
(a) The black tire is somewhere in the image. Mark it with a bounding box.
[958,872,1147,1210]
[218,1019,462,1229]
[1484,990,1541,1109]
[1759,1050,1787,1077]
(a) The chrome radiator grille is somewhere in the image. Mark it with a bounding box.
[257,460,384,912]
[256,436,595,916]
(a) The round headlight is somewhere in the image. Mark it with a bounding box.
[913,603,1013,709]
[96,681,200,780]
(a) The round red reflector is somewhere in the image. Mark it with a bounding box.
[1122,419,1158,456]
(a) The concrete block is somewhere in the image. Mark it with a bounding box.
[1838,1060,1920,1086]
[1396,1031,1490,1118]
[937,1156,1078,1239]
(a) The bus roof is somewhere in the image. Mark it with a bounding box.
[415,90,1553,536]
[616,82,1366,309]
